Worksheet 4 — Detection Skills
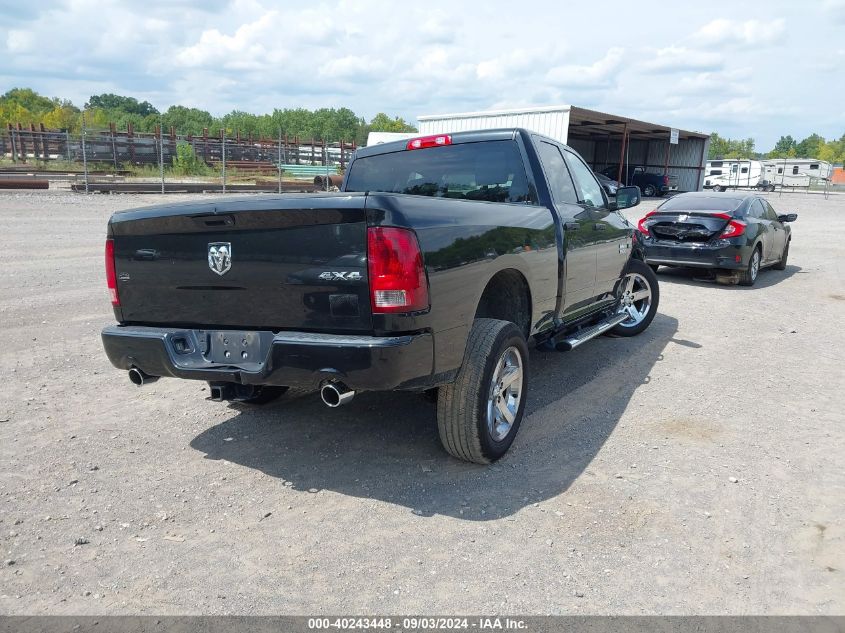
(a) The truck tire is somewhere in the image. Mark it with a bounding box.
[610,259,660,337]
[712,185,723,192]
[643,184,657,197]
[738,246,761,286]
[436,319,528,464]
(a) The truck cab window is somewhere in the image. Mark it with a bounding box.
[563,150,606,208]
[536,141,578,204]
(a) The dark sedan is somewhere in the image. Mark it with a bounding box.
[637,192,796,286]
[595,172,620,196]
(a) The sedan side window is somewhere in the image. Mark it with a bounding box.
[763,201,779,221]
[536,141,578,205]
[564,150,606,208]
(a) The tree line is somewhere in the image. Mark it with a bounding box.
[5,87,842,164]
[708,131,845,164]
[0,88,417,146]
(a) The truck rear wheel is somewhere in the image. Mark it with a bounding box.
[436,319,528,464]
[643,184,657,197]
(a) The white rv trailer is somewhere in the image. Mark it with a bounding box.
[703,159,764,191]
[365,131,418,146]
[761,159,833,188]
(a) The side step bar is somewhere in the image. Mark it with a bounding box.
[552,312,629,351]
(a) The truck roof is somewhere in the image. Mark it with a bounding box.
[353,128,525,159]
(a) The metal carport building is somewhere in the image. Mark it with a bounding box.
[417,105,710,193]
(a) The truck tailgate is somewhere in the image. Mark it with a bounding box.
[109,194,372,331]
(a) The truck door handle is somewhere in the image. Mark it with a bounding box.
[564,221,580,231]
[593,223,606,230]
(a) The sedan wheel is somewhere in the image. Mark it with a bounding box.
[739,248,761,286]
[774,240,789,270]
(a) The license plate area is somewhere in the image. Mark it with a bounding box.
[196,330,276,367]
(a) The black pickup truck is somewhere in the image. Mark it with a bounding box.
[102,129,659,464]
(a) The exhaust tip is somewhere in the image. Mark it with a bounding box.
[320,382,355,407]
[128,367,158,387]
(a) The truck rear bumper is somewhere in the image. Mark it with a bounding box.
[102,325,434,391]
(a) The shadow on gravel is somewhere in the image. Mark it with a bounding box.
[654,263,802,289]
[190,313,678,520]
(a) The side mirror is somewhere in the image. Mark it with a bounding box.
[778,213,797,222]
[613,186,641,210]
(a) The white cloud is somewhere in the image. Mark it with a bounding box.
[174,12,287,69]
[319,55,386,80]
[694,18,786,48]
[545,48,624,87]
[822,0,845,21]
[641,46,723,73]
[0,1,842,150]
[6,29,33,52]
[674,69,752,96]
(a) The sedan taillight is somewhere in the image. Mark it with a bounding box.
[637,210,657,236]
[719,219,747,238]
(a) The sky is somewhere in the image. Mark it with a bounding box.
[1,0,844,150]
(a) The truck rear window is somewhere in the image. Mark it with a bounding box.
[345,140,535,204]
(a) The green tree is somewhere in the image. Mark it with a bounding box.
[818,134,845,165]
[795,133,825,158]
[768,135,797,158]
[87,93,158,117]
[171,141,209,176]
[1,88,58,116]
[161,105,216,136]
[367,113,417,133]
[707,133,755,159]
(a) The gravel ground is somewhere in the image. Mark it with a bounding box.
[0,190,842,615]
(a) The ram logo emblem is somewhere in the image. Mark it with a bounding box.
[208,242,232,276]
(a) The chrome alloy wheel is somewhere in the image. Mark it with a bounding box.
[617,272,653,328]
[486,346,524,442]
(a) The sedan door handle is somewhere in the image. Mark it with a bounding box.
[564,221,580,231]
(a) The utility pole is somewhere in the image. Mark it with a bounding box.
[159,116,165,195]
[222,135,227,194]
[81,111,89,194]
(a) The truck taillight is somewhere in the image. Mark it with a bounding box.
[105,238,119,306]
[637,210,657,236]
[662,174,670,186]
[406,135,451,150]
[367,227,429,313]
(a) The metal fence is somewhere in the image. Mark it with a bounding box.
[0,122,355,194]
